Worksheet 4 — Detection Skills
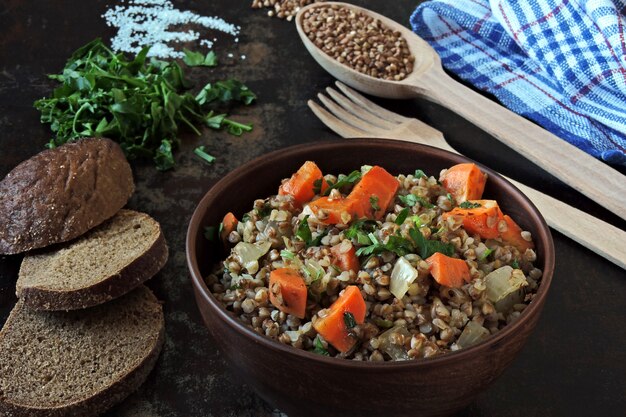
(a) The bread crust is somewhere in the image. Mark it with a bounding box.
[16,210,169,311]
[0,286,165,417]
[0,138,134,255]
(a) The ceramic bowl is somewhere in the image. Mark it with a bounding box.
[186,139,555,417]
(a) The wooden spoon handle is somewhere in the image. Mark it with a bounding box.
[413,66,626,221]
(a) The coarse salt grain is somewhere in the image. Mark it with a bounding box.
[103,0,241,59]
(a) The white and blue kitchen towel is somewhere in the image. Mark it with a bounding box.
[410,0,626,166]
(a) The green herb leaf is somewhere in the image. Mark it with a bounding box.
[399,194,434,208]
[343,312,357,329]
[183,49,218,67]
[194,145,216,165]
[323,170,361,196]
[395,208,409,225]
[459,201,482,209]
[312,336,330,356]
[409,227,455,259]
[280,249,295,261]
[296,215,313,245]
[478,247,493,261]
[370,195,380,213]
[511,259,520,269]
[312,178,324,195]
[415,169,427,179]
[154,139,175,171]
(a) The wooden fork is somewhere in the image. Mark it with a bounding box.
[308,82,626,270]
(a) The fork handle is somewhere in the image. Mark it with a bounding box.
[505,178,626,269]
[411,65,626,221]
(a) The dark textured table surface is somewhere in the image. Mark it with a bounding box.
[1,1,625,416]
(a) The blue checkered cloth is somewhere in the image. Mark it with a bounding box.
[410,0,626,166]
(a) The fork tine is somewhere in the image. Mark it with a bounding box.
[308,100,370,138]
[316,93,391,135]
[335,81,410,124]
[325,87,398,130]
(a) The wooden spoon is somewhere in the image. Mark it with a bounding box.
[296,1,626,220]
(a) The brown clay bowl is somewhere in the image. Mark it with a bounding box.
[186,139,555,417]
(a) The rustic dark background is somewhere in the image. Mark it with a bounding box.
[1,1,625,416]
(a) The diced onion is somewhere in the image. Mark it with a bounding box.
[484,266,528,306]
[378,325,411,361]
[233,241,272,273]
[456,321,490,349]
[390,256,418,300]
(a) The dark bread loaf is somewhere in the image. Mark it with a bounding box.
[0,138,134,255]
[0,285,164,417]
[16,210,168,311]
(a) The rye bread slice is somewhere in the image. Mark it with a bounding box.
[0,285,164,417]
[16,209,168,311]
[0,137,134,255]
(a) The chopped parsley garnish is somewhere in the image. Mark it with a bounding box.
[34,38,256,170]
[370,195,380,213]
[182,49,218,67]
[296,215,313,244]
[414,169,427,179]
[312,336,330,356]
[478,248,493,261]
[280,249,296,261]
[323,170,361,196]
[459,201,482,209]
[255,203,272,218]
[511,259,520,269]
[395,207,409,225]
[345,219,377,245]
[356,226,454,259]
[398,194,434,208]
[312,177,324,195]
[194,145,216,165]
[343,312,357,329]
[409,227,455,259]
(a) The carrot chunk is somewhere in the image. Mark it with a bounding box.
[426,252,471,288]
[269,268,307,319]
[347,166,399,220]
[220,212,238,243]
[441,163,487,204]
[313,286,366,353]
[279,161,328,206]
[307,196,355,225]
[501,214,535,252]
[330,244,360,274]
[442,200,504,239]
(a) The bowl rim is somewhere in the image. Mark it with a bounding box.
[186,138,555,370]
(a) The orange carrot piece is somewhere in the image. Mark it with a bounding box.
[269,268,307,319]
[331,244,360,274]
[426,252,471,288]
[501,215,535,252]
[442,200,504,239]
[441,163,487,204]
[313,285,366,353]
[347,166,399,220]
[220,212,238,243]
[279,161,328,206]
[307,196,355,225]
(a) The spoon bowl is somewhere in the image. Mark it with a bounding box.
[295,1,626,221]
[296,2,438,99]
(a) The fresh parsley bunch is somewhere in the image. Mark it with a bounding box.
[34,38,256,170]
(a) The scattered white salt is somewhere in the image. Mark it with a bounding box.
[241,55,246,60]
[227,53,234,58]
[103,0,240,59]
